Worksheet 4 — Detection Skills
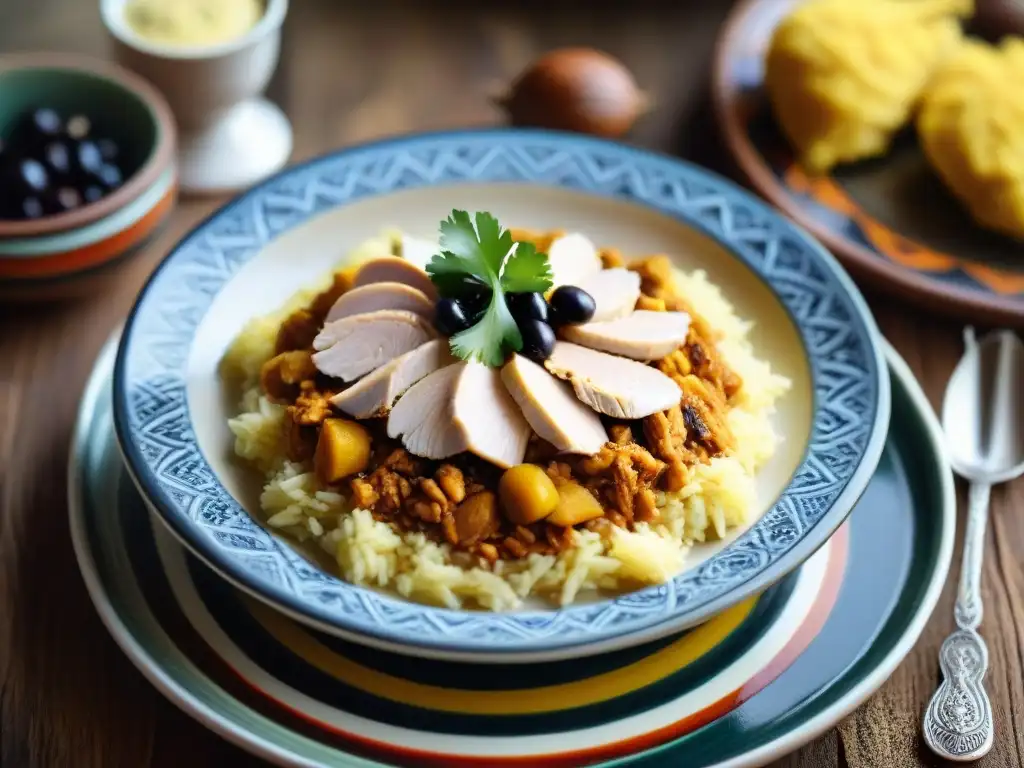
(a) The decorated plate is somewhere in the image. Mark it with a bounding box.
[112,129,889,661]
[713,0,1024,326]
[75,335,951,766]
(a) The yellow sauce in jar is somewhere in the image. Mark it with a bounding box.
[124,0,264,47]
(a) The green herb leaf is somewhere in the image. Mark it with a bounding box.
[430,210,512,285]
[425,252,484,298]
[449,291,523,367]
[500,241,553,294]
[426,209,550,367]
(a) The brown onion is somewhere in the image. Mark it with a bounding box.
[497,48,648,139]
[970,0,1024,41]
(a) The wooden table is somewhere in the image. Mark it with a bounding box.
[2,2,1022,766]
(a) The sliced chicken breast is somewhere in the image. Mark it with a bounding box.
[544,342,681,419]
[387,361,530,467]
[312,310,437,382]
[577,268,642,322]
[330,339,453,418]
[387,364,468,460]
[325,282,435,324]
[452,362,532,469]
[353,256,438,300]
[547,233,604,289]
[501,354,608,455]
[395,234,439,271]
[560,311,690,361]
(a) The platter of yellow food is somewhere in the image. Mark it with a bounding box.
[714,0,1024,326]
[112,130,889,661]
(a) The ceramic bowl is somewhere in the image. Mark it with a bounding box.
[112,129,890,663]
[0,53,175,239]
[0,166,175,303]
[101,0,292,194]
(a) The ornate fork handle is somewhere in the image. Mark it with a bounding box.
[923,481,994,761]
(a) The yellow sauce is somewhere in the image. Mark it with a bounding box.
[124,0,264,47]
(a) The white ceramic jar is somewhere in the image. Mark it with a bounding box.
[101,0,292,194]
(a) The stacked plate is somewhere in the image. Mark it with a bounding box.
[71,130,956,766]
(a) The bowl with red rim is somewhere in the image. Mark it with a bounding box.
[0,53,176,301]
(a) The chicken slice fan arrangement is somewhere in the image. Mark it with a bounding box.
[546,233,604,289]
[312,309,437,382]
[574,267,641,322]
[387,361,531,468]
[352,255,438,300]
[324,281,436,324]
[544,341,682,419]
[559,310,691,361]
[330,338,453,418]
[500,353,608,455]
[386,364,468,459]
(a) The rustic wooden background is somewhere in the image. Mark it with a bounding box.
[1,1,1022,767]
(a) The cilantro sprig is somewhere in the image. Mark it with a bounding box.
[426,210,552,367]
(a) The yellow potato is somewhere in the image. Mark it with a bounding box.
[499,464,559,525]
[315,419,371,484]
[547,480,605,528]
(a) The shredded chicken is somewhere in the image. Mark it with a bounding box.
[643,406,690,491]
[572,442,665,526]
[287,382,334,426]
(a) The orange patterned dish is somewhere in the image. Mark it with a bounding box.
[714,0,1024,326]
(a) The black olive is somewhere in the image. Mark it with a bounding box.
[18,159,49,193]
[444,275,489,307]
[75,140,103,176]
[97,138,119,161]
[12,108,62,148]
[83,185,104,204]
[507,291,548,324]
[520,319,556,362]
[96,164,123,189]
[44,142,71,176]
[548,285,596,326]
[435,297,474,336]
[21,197,44,219]
[0,159,17,216]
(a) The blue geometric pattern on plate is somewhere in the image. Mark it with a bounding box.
[114,129,888,656]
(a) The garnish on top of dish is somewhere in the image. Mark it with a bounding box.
[764,0,1024,241]
[222,212,791,610]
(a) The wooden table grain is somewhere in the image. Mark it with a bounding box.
[1,2,1022,767]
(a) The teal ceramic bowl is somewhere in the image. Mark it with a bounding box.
[0,53,176,300]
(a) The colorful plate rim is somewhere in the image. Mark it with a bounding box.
[71,333,953,768]
[111,128,890,660]
[712,0,1024,326]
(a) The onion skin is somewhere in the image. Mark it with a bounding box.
[499,48,645,139]
[970,0,1024,41]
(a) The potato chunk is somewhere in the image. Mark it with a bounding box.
[315,418,371,484]
[547,480,605,527]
